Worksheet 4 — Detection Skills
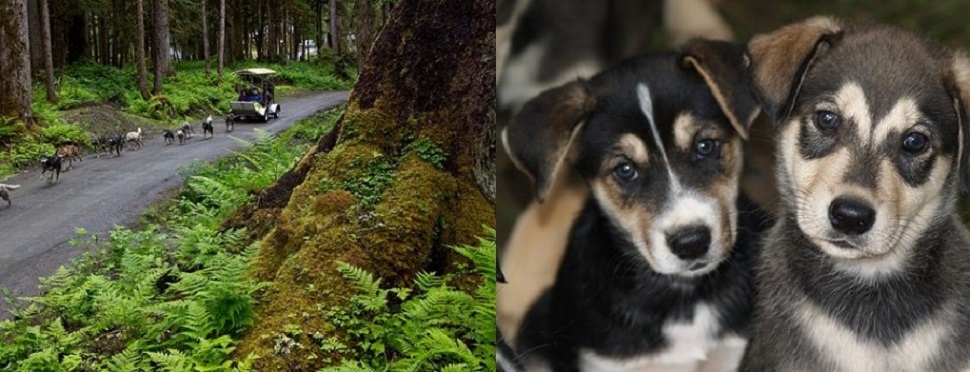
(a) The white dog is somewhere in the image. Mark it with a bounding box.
[125,127,143,149]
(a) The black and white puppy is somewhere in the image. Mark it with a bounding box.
[503,40,768,371]
[40,154,61,184]
[741,17,970,372]
[163,130,175,145]
[202,115,215,139]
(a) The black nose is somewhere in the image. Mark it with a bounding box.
[828,197,875,235]
[666,226,711,260]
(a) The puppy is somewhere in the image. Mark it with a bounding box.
[40,154,61,184]
[125,127,143,149]
[202,115,215,139]
[0,184,21,206]
[741,17,970,372]
[503,40,768,371]
[176,130,186,145]
[56,143,82,170]
[163,129,175,145]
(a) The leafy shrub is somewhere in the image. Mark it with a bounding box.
[321,228,497,371]
[41,123,90,146]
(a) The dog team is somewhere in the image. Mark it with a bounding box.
[0,114,234,205]
[499,12,970,372]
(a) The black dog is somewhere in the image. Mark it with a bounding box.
[180,122,195,139]
[202,116,214,139]
[40,154,61,184]
[503,40,769,371]
[107,134,124,156]
[91,135,110,158]
[163,130,175,145]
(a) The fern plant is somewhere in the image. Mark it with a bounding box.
[321,227,497,371]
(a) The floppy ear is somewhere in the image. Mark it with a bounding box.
[680,39,761,139]
[948,54,970,194]
[501,80,595,202]
[748,16,843,122]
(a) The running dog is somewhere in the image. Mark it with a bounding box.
[39,154,61,184]
[0,183,20,206]
[107,134,124,156]
[740,17,970,372]
[56,143,83,170]
[162,129,175,145]
[91,135,110,158]
[202,115,214,139]
[180,122,195,139]
[176,130,186,145]
[125,127,143,150]
[503,40,769,371]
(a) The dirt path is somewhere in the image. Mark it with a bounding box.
[0,91,348,315]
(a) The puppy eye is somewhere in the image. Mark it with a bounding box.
[901,132,928,153]
[814,110,840,131]
[694,138,720,158]
[613,161,638,182]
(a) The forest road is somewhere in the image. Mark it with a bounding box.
[0,91,348,317]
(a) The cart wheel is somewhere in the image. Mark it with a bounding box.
[273,105,280,118]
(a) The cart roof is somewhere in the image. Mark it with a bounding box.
[234,68,277,76]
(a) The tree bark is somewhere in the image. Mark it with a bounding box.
[39,0,57,103]
[266,0,277,61]
[203,0,210,74]
[0,0,33,123]
[231,0,495,368]
[218,0,225,75]
[355,0,375,67]
[152,0,171,94]
[329,0,338,53]
[135,0,150,100]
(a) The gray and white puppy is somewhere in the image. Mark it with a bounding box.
[741,16,970,372]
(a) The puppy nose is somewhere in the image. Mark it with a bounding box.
[666,226,711,260]
[828,197,875,235]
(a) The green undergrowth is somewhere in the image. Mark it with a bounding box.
[319,228,496,371]
[0,109,338,370]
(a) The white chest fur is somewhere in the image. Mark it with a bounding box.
[796,300,952,372]
[578,303,746,372]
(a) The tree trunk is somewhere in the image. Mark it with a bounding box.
[135,0,150,100]
[218,0,225,75]
[315,0,323,55]
[152,0,170,94]
[355,0,375,67]
[0,0,33,123]
[39,0,57,104]
[230,0,494,369]
[266,0,277,61]
[66,13,88,63]
[329,0,338,53]
[203,0,210,74]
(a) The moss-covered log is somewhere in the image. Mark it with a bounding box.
[232,0,495,369]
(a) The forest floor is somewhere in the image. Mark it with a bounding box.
[0,90,348,317]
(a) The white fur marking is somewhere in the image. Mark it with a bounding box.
[797,300,951,372]
[835,83,873,143]
[638,83,680,190]
[578,303,723,372]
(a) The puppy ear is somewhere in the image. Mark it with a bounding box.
[948,54,970,194]
[501,80,595,202]
[680,39,761,139]
[748,16,842,122]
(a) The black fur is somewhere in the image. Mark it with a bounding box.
[163,130,175,145]
[225,114,235,132]
[202,119,214,139]
[517,196,770,371]
[107,134,124,156]
[39,154,61,184]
